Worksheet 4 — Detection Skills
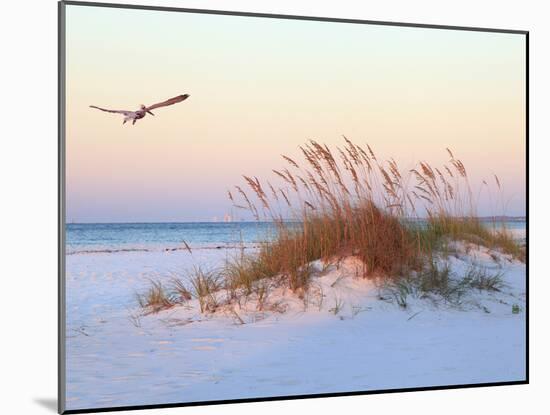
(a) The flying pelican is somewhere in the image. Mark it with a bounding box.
[90,94,190,125]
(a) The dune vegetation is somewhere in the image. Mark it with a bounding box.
[138,138,524,315]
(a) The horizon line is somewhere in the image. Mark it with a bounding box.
[66,216,527,225]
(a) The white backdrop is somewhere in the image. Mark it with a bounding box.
[0,1,545,414]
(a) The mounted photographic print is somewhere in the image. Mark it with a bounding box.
[58,1,528,413]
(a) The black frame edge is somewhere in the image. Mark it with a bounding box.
[58,1,67,414]
[63,381,528,414]
[61,0,528,35]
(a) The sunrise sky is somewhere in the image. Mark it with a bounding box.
[65,4,526,222]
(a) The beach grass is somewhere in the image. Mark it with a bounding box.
[136,280,175,314]
[382,261,505,308]
[421,215,523,260]
[138,138,524,314]
[188,267,222,313]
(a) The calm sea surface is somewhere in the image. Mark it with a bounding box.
[66,222,279,254]
[66,219,526,255]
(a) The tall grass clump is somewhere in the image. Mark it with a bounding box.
[138,138,523,315]
[411,150,523,259]
[226,139,423,294]
[137,269,221,314]
[188,267,222,313]
[226,138,523,295]
[136,280,176,314]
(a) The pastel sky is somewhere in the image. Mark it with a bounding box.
[65,4,526,222]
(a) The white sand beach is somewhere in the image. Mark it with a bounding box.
[65,243,526,411]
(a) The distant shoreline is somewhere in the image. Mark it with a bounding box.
[66,216,526,226]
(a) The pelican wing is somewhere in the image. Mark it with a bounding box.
[145,94,190,111]
[90,105,132,115]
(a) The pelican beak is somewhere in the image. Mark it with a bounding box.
[147,111,155,116]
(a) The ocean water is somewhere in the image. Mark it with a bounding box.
[66,219,526,255]
[66,222,280,254]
